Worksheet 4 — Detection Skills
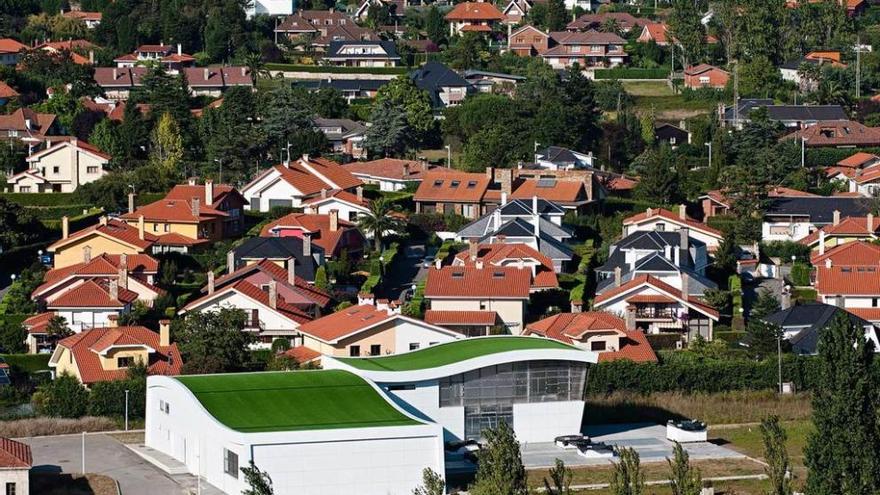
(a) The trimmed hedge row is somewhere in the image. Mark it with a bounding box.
[586,355,822,394]
[0,354,50,374]
[594,68,670,80]
[266,63,408,75]
[0,193,77,206]
[806,147,880,167]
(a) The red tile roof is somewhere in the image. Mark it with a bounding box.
[623,207,723,238]
[639,23,668,44]
[424,310,499,325]
[800,217,879,247]
[685,64,728,76]
[837,152,879,168]
[343,158,450,181]
[0,108,57,138]
[816,265,880,295]
[211,259,331,308]
[296,305,395,343]
[0,38,27,54]
[283,345,321,363]
[510,179,587,204]
[259,158,363,197]
[812,241,880,266]
[445,2,505,21]
[22,312,55,334]
[0,81,18,99]
[598,330,659,363]
[782,120,880,147]
[844,307,880,321]
[47,280,138,308]
[120,184,239,224]
[425,266,531,299]
[593,275,720,318]
[154,232,212,246]
[49,218,157,252]
[260,212,362,255]
[524,312,658,363]
[414,171,492,203]
[453,243,558,289]
[62,10,102,21]
[0,438,32,468]
[461,24,492,32]
[37,253,158,295]
[183,281,313,324]
[302,189,369,209]
[56,326,183,384]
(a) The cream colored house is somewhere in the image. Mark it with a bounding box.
[8,139,110,193]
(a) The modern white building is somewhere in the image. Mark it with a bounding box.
[146,370,444,495]
[245,0,294,17]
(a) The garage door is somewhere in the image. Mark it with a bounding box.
[268,199,293,209]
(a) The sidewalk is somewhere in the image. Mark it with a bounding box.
[126,444,225,495]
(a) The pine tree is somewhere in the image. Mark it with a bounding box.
[469,422,528,495]
[804,313,880,494]
[364,100,411,158]
[667,442,702,495]
[761,416,792,495]
[633,147,679,204]
[241,461,273,495]
[314,266,329,291]
[750,289,781,320]
[610,447,644,495]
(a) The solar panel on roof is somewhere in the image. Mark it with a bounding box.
[537,179,556,187]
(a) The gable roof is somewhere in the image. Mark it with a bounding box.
[765,197,870,223]
[838,152,880,168]
[424,310,499,326]
[623,207,723,238]
[549,30,627,45]
[210,259,331,308]
[763,303,870,354]
[684,63,728,76]
[782,120,880,147]
[524,312,658,363]
[231,237,322,281]
[0,81,19,99]
[120,183,243,224]
[424,265,531,299]
[247,158,362,198]
[0,438,31,468]
[593,274,719,319]
[260,212,363,255]
[344,158,449,181]
[510,178,588,204]
[411,61,470,90]
[0,38,27,54]
[297,305,452,344]
[802,217,880,248]
[37,253,158,295]
[302,189,370,210]
[453,243,558,288]
[0,108,57,139]
[49,218,157,252]
[47,280,138,308]
[326,40,400,60]
[445,2,505,20]
[183,280,313,323]
[414,170,491,203]
[567,12,649,31]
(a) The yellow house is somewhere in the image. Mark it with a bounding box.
[47,217,157,269]
[48,318,183,385]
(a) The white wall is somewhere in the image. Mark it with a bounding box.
[54,308,121,332]
[384,380,467,442]
[242,172,306,212]
[762,221,813,242]
[306,201,368,223]
[624,219,721,250]
[184,290,299,333]
[246,0,294,16]
[0,469,29,495]
[428,299,525,333]
[391,320,458,351]
[513,401,584,443]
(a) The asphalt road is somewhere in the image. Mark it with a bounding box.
[24,433,195,495]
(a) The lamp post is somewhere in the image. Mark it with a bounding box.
[214,158,223,183]
[704,141,712,169]
[801,137,806,168]
[124,389,130,431]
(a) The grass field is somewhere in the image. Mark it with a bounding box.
[337,336,575,371]
[621,80,715,120]
[1,354,51,373]
[176,370,420,432]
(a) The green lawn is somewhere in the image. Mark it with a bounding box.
[1,354,50,373]
[336,336,577,371]
[620,80,716,119]
[175,370,421,432]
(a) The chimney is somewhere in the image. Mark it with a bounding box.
[62,216,69,239]
[329,209,339,232]
[128,193,135,214]
[819,230,826,256]
[159,319,170,347]
[501,192,508,205]
[177,43,182,56]
[321,188,327,199]
[112,68,117,80]
[833,210,841,225]
[679,204,687,220]
[679,227,689,267]
[287,257,296,285]
[227,250,236,274]
[99,215,108,226]
[825,258,832,269]
[303,233,312,257]
[681,272,690,298]
[203,68,209,80]
[625,305,636,331]
[268,280,277,309]
[205,179,213,205]
[188,177,197,186]
[434,258,442,270]
[469,241,478,261]
[83,245,91,263]
[241,67,246,77]
[138,215,145,240]
[88,50,94,64]
[614,266,622,287]
[109,279,119,300]
[403,162,410,176]
[475,260,484,269]
[533,215,540,237]
[532,195,538,215]
[118,254,128,289]
[356,186,363,202]
[302,153,310,163]
[493,209,501,231]
[107,314,118,328]
[869,213,875,232]
[191,198,200,217]
[486,166,494,180]
[207,270,215,294]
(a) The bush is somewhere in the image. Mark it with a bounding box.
[790,262,811,287]
[593,67,669,79]
[760,241,811,262]
[271,338,291,353]
[267,63,408,75]
[0,193,78,207]
[1,353,50,373]
[37,373,89,418]
[645,333,683,350]
[0,416,117,437]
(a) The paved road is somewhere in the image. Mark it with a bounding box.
[24,433,199,495]
[381,244,427,301]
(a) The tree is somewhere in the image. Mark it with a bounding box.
[45,315,72,345]
[150,112,184,175]
[750,289,781,320]
[425,6,446,45]
[241,461,273,495]
[610,447,644,495]
[640,112,655,146]
[364,100,411,158]
[358,198,404,251]
[37,373,89,418]
[313,266,330,291]
[713,235,737,274]
[702,289,732,318]
[633,147,679,204]
[172,308,255,374]
[668,0,705,68]
[745,319,782,360]
[260,85,318,153]
[804,313,880,494]
[374,76,434,137]
[0,320,26,354]
[544,0,567,31]
[413,467,445,495]
[667,442,702,495]
[242,51,271,86]
[761,416,792,495]
[543,459,573,495]
[469,421,528,495]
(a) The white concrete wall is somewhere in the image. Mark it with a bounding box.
[54,308,120,332]
[306,201,367,223]
[513,401,584,443]
[184,290,299,333]
[242,172,305,212]
[246,0,293,16]
[0,469,29,495]
[384,380,467,442]
[28,145,108,192]
[762,221,813,242]
[391,320,458,352]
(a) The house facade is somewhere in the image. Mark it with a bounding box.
[9,139,109,193]
[541,30,628,69]
[241,156,363,213]
[683,64,729,89]
[324,40,400,67]
[445,2,505,35]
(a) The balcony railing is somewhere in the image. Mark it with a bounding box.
[635,307,678,319]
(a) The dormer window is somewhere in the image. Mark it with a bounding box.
[452,271,464,278]
[433,180,443,187]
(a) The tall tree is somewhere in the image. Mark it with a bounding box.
[668,0,705,68]
[761,416,792,495]
[150,112,184,175]
[469,421,528,495]
[259,85,316,153]
[357,198,404,251]
[804,313,880,494]
[633,147,679,205]
[610,447,644,495]
[544,0,567,32]
[364,100,411,158]
[424,6,445,45]
[750,289,781,320]
[172,308,255,374]
[374,76,434,136]
[667,442,702,495]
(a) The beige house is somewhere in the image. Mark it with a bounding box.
[8,139,110,193]
[47,217,157,269]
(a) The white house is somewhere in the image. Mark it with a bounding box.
[46,280,136,333]
[302,188,371,223]
[9,139,109,193]
[622,206,723,251]
[246,0,294,17]
[240,156,363,213]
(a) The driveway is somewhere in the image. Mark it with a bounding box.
[381,244,428,301]
[23,433,208,495]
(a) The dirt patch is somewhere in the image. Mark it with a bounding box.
[31,473,118,495]
[0,417,117,438]
[107,431,144,444]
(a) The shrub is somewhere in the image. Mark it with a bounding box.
[594,67,669,79]
[38,373,89,418]
[790,262,811,287]
[761,241,811,262]
[0,416,117,437]
[270,338,291,353]
[645,333,682,350]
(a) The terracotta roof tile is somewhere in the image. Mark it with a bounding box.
[782,120,880,147]
[453,243,558,289]
[183,281,313,324]
[445,2,505,21]
[425,266,531,299]
[260,212,362,255]
[0,438,31,468]
[593,274,719,318]
[283,345,322,363]
[524,312,659,363]
[812,241,880,266]
[816,265,880,295]
[22,312,55,334]
[424,310,498,325]
[47,280,138,308]
[297,305,394,343]
[343,158,450,181]
[210,259,331,308]
[800,217,879,247]
[49,219,157,252]
[0,39,27,54]
[302,189,369,209]
[414,171,491,203]
[837,152,880,168]
[623,207,723,238]
[510,179,587,204]
[0,81,18,99]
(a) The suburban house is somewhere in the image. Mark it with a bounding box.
[762,197,870,242]
[344,158,449,191]
[683,64,729,90]
[0,438,31,495]
[410,61,474,108]
[296,78,389,102]
[592,274,720,342]
[720,99,848,129]
[8,139,109,193]
[260,211,366,259]
[567,12,649,33]
[623,206,724,251]
[414,170,494,219]
[508,25,550,56]
[700,186,818,219]
[113,44,195,70]
[240,155,363,212]
[637,22,670,45]
[292,304,460,361]
[47,217,158,269]
[0,108,58,149]
[273,10,379,54]
[654,123,691,147]
[247,0,294,16]
[44,278,139,333]
[462,70,525,94]
[813,241,880,322]
[423,309,501,336]
[93,67,252,100]
[229,237,325,282]
[541,30,628,69]
[48,319,183,385]
[444,2,505,35]
[780,51,847,89]
[62,9,102,28]
[313,118,367,158]
[781,120,880,148]
[524,311,658,362]
[179,278,315,348]
[0,81,19,105]
[324,40,400,67]
[208,258,332,318]
[121,180,247,249]
[424,264,531,334]
[762,303,879,354]
[533,145,595,170]
[36,39,97,65]
[825,152,880,183]
[0,38,27,66]
[354,0,408,20]
[452,242,559,291]
[501,0,534,25]
[302,188,370,223]
[800,215,880,254]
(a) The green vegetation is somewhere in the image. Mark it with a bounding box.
[594,68,670,80]
[175,370,420,432]
[338,337,577,371]
[1,354,50,374]
[265,63,408,75]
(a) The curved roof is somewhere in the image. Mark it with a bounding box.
[173,370,421,433]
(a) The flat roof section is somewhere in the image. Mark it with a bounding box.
[174,370,420,433]
[336,336,577,372]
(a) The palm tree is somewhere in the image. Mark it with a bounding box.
[243,52,272,86]
[358,198,404,251]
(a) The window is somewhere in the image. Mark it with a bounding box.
[19,186,30,193]
[873,298,878,308]
[223,449,238,478]
[6,482,15,495]
[52,166,60,174]
[370,344,381,356]
[571,45,581,53]
[409,343,420,351]
[349,345,360,357]
[164,224,170,232]
[590,340,607,351]
[479,301,488,310]
[117,356,134,368]
[590,45,601,53]
[87,166,99,174]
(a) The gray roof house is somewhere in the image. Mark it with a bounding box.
[230,237,325,282]
[763,197,871,242]
[721,98,848,129]
[410,61,474,108]
[324,40,400,67]
[762,303,877,355]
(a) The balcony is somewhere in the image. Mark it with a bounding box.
[634,305,679,320]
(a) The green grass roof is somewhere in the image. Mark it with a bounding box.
[174,370,420,433]
[336,336,578,372]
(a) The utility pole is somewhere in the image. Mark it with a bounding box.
[801,136,806,168]
[856,35,861,100]
[81,432,86,473]
[124,389,129,431]
[733,61,739,127]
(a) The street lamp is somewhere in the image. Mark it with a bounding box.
[704,142,712,169]
[124,389,130,431]
[444,145,451,167]
[214,158,223,183]
[801,137,807,168]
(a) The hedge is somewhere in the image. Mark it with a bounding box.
[715,331,747,345]
[790,262,812,287]
[586,355,822,394]
[0,193,78,207]
[645,333,682,350]
[0,354,50,374]
[760,241,811,262]
[28,205,94,220]
[805,147,880,167]
[267,63,408,75]
[593,68,670,80]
